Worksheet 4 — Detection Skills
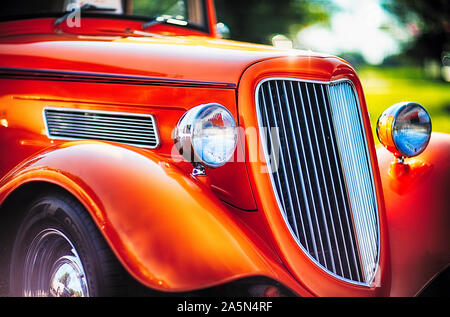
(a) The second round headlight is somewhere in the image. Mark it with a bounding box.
[376,102,432,158]
[174,103,238,168]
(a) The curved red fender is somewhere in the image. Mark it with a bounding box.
[0,140,309,294]
[377,132,450,296]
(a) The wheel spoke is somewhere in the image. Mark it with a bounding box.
[23,229,89,297]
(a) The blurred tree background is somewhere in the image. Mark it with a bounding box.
[214,0,450,136]
[382,0,449,68]
[214,0,332,44]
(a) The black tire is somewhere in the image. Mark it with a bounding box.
[10,189,128,297]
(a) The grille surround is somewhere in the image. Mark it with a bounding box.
[254,77,380,286]
[43,107,160,149]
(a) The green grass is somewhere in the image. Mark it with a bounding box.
[357,66,450,143]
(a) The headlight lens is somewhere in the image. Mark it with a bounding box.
[377,102,432,158]
[174,103,237,168]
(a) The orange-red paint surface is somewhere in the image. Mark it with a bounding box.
[0,141,309,295]
[0,3,448,296]
[377,133,450,296]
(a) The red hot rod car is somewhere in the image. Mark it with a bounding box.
[0,0,448,297]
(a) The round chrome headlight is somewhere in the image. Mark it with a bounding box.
[376,102,432,158]
[173,103,238,168]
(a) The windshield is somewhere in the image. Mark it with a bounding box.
[0,0,207,31]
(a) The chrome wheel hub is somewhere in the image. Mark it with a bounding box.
[23,228,89,297]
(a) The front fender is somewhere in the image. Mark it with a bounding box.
[377,132,450,296]
[0,141,304,294]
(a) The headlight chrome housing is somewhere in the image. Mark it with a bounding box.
[377,102,432,158]
[173,103,238,169]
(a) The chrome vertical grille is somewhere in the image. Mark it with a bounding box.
[255,78,379,285]
[327,82,379,283]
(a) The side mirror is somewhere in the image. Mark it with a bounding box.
[216,22,230,39]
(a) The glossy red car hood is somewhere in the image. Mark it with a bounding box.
[0,33,333,85]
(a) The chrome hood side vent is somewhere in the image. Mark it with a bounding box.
[44,107,159,149]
